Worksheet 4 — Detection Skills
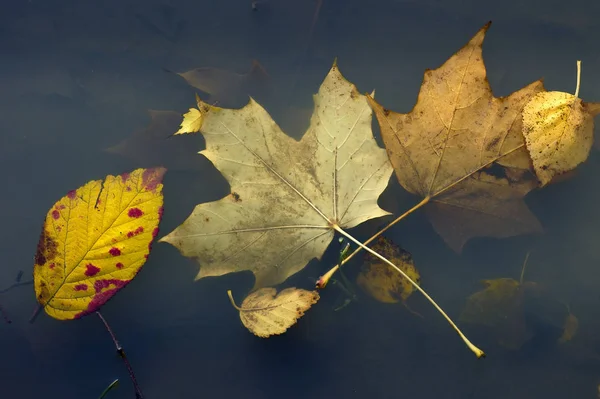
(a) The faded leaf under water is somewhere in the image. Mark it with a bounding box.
[228,287,319,338]
[357,237,420,303]
[165,59,271,107]
[106,110,204,171]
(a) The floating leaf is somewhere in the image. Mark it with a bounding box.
[106,110,204,171]
[357,237,420,303]
[176,102,204,134]
[33,168,165,320]
[522,62,600,186]
[228,287,319,338]
[161,63,393,289]
[367,22,544,252]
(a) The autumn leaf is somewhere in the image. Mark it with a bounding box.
[460,278,538,350]
[160,62,393,289]
[357,237,420,304]
[367,22,544,252]
[460,253,576,349]
[164,59,271,107]
[522,61,600,186]
[162,62,485,357]
[106,110,204,171]
[33,168,165,320]
[228,287,319,338]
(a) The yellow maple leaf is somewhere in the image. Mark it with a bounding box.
[33,167,166,320]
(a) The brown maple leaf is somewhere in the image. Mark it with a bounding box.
[367,22,544,252]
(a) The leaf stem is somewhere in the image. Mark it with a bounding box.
[317,196,430,289]
[332,224,485,358]
[96,312,144,399]
[97,379,119,399]
[574,60,582,98]
[227,290,243,311]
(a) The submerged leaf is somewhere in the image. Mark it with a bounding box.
[229,287,319,338]
[165,59,271,106]
[368,22,543,252]
[460,278,538,350]
[522,91,600,186]
[33,168,165,320]
[160,63,393,289]
[357,237,420,303]
[106,110,204,171]
[558,312,579,343]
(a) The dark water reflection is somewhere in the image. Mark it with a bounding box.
[2,0,600,398]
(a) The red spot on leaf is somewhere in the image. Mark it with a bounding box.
[49,263,55,269]
[85,264,100,276]
[142,167,166,192]
[144,254,148,259]
[152,227,159,238]
[51,210,60,220]
[58,205,66,210]
[67,190,77,199]
[158,206,164,219]
[109,247,121,256]
[74,278,128,318]
[128,208,143,218]
[127,226,144,238]
[120,172,130,182]
[74,284,88,291]
[116,262,124,269]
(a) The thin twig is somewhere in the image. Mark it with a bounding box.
[96,312,144,399]
[0,303,11,324]
[0,280,33,294]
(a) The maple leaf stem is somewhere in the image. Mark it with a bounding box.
[96,312,144,399]
[348,196,430,265]
[316,196,430,289]
[332,224,485,358]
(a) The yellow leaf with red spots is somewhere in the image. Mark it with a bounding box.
[33,167,166,320]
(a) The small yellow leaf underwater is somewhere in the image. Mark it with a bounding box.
[559,312,579,343]
[357,237,420,303]
[33,168,165,320]
[522,91,598,186]
[230,287,319,338]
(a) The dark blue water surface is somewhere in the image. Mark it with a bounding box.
[3,0,600,398]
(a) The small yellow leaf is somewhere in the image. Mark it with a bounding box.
[33,168,166,320]
[558,313,579,343]
[357,237,420,303]
[229,287,319,338]
[522,91,596,186]
[175,107,203,135]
